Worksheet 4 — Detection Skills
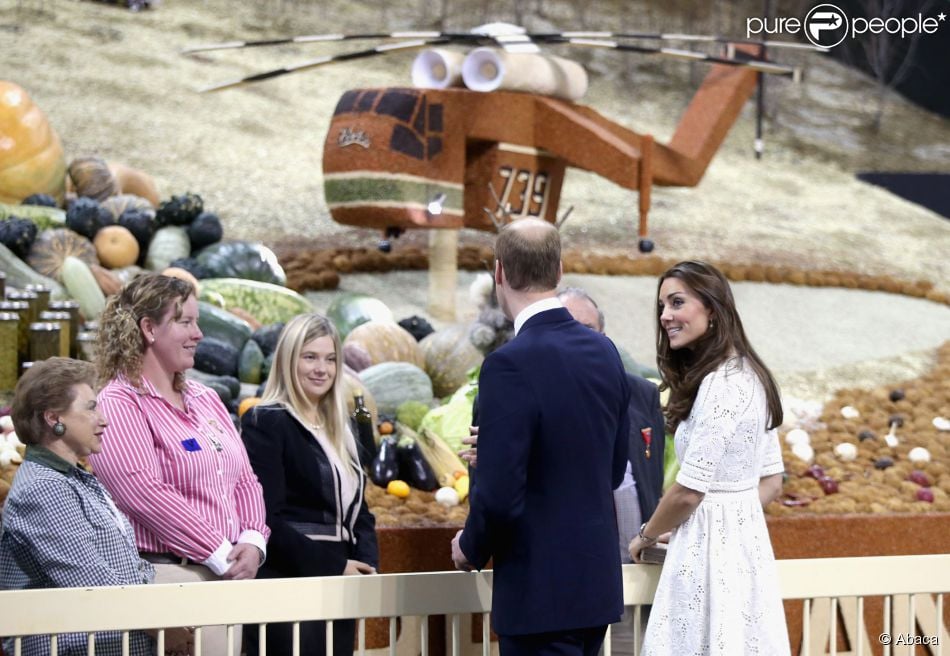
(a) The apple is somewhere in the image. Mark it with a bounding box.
[907,470,931,487]
[916,488,935,503]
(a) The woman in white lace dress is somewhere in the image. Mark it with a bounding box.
[628,261,790,656]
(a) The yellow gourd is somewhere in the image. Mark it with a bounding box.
[0,81,67,205]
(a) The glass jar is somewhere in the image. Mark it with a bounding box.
[39,310,71,358]
[49,300,82,357]
[7,290,39,325]
[29,322,60,363]
[0,300,30,364]
[0,312,18,393]
[76,330,98,363]
[24,284,51,315]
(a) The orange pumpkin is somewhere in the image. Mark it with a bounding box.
[94,225,140,269]
[0,81,67,205]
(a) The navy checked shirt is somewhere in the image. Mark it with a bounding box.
[0,446,155,656]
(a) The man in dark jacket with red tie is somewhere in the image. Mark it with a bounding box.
[451,218,631,656]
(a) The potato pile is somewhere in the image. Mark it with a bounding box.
[365,480,469,528]
[769,341,950,516]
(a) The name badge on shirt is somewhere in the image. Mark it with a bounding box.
[181,438,202,452]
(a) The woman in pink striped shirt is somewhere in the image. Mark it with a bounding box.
[89,274,269,656]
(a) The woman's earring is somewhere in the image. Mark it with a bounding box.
[53,421,66,436]
[709,320,715,329]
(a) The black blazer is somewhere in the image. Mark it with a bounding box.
[625,374,666,521]
[241,405,378,577]
[459,307,630,636]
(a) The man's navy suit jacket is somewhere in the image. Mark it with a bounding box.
[459,307,631,636]
[625,373,666,521]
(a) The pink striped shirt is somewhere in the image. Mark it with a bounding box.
[89,375,269,575]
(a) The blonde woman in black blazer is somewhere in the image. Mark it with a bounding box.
[241,314,378,656]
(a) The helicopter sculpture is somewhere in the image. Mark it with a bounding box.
[187,24,822,252]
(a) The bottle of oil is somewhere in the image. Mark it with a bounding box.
[351,389,377,467]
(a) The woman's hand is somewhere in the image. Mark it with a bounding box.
[343,559,377,575]
[222,543,261,580]
[628,536,649,564]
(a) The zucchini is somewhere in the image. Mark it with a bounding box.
[0,202,66,231]
[0,242,67,298]
[197,301,251,351]
[60,256,106,320]
[198,278,313,325]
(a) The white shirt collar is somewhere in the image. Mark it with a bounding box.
[514,297,563,336]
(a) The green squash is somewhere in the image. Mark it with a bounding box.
[419,325,484,398]
[195,241,286,286]
[359,361,433,416]
[326,293,393,339]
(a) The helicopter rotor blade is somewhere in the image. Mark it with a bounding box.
[198,38,452,93]
[561,38,801,77]
[536,31,828,52]
[184,31,489,55]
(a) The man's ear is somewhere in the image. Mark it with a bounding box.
[494,260,503,286]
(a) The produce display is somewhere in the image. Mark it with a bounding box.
[770,341,950,516]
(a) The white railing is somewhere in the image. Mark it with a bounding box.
[0,555,947,656]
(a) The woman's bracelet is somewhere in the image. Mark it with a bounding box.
[638,523,658,545]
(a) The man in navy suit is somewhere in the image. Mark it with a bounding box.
[451,218,631,656]
[556,288,666,549]
[557,287,666,656]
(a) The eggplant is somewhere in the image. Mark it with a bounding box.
[370,435,400,487]
[397,436,439,491]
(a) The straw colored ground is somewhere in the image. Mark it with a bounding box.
[2,0,949,402]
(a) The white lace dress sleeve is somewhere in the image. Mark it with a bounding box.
[642,358,790,656]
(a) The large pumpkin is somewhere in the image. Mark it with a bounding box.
[343,320,425,369]
[419,324,484,398]
[0,81,67,205]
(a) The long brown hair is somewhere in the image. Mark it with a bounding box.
[656,261,783,432]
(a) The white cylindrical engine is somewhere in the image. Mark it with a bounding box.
[411,49,466,89]
[460,47,588,101]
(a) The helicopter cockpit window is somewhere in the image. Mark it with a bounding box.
[356,90,380,113]
[428,104,443,132]
[375,90,418,123]
[390,125,425,160]
[332,90,360,116]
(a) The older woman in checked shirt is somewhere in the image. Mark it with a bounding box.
[89,274,269,656]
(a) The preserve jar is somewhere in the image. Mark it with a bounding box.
[29,322,60,363]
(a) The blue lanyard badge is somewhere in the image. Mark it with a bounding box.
[181,437,202,452]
